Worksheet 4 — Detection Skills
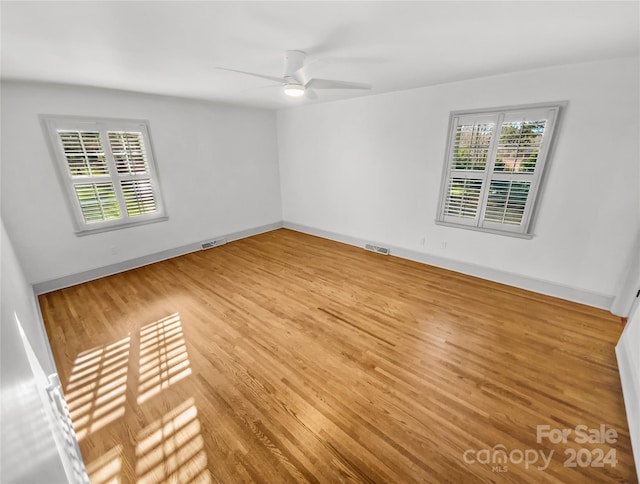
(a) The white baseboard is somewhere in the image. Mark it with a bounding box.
[33,221,283,294]
[33,219,615,312]
[282,221,615,311]
[616,336,640,482]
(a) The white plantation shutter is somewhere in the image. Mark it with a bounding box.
[443,178,483,219]
[58,131,109,176]
[73,182,121,223]
[120,179,157,216]
[450,121,494,171]
[484,180,531,225]
[107,131,159,217]
[441,116,495,227]
[43,117,166,234]
[438,104,562,237]
[108,132,150,175]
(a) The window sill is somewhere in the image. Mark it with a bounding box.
[435,220,534,239]
[75,216,169,236]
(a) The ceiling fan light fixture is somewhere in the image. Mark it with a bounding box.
[218,50,372,101]
[284,83,305,98]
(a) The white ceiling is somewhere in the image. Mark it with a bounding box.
[2,1,638,110]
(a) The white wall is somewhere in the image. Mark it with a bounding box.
[1,219,68,482]
[1,81,282,285]
[277,57,640,305]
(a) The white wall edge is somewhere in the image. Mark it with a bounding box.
[611,230,640,317]
[615,338,640,482]
[33,221,284,294]
[283,221,615,312]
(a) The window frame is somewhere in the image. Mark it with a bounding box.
[435,102,565,238]
[41,115,168,236]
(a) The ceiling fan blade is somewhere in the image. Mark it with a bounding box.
[292,57,321,85]
[216,67,283,84]
[306,89,318,100]
[305,78,372,90]
[239,84,280,94]
[292,65,310,85]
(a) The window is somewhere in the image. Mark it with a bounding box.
[436,103,563,237]
[42,116,167,235]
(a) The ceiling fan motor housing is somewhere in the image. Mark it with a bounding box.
[216,49,370,99]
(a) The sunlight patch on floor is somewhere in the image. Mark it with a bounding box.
[86,444,123,484]
[65,337,130,440]
[135,398,211,483]
[63,313,208,479]
[137,313,192,404]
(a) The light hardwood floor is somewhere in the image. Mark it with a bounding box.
[40,228,636,483]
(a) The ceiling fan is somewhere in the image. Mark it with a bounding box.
[217,50,372,100]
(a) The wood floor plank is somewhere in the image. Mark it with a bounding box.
[39,228,637,483]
